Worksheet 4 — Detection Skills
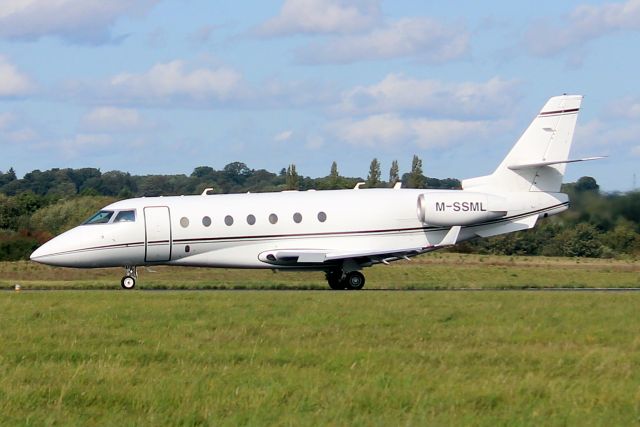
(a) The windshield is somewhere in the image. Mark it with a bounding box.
[84,210,114,225]
[114,210,136,223]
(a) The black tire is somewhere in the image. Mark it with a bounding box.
[326,271,345,290]
[121,276,136,290]
[344,271,365,290]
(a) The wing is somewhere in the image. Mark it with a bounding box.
[258,246,429,266]
[257,226,464,266]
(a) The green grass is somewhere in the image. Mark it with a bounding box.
[2,253,639,290]
[1,291,639,426]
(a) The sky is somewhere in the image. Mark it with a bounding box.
[1,0,639,191]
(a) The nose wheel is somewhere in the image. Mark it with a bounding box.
[121,266,138,290]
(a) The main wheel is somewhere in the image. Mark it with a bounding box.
[326,271,345,290]
[344,271,365,290]
[121,276,136,290]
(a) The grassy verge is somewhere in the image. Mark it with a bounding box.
[1,253,639,290]
[1,291,639,425]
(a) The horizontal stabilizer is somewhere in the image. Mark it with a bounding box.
[508,156,606,171]
[474,214,538,238]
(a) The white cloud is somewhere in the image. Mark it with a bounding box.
[524,0,640,56]
[297,17,469,64]
[190,25,218,44]
[7,128,38,143]
[58,133,114,157]
[256,0,380,36]
[0,112,16,129]
[0,112,40,146]
[0,56,34,97]
[0,0,159,43]
[330,114,493,149]
[67,59,339,109]
[107,60,245,105]
[604,96,640,120]
[82,107,150,132]
[335,75,519,118]
[305,134,325,149]
[274,130,294,142]
[258,78,338,108]
[574,118,640,157]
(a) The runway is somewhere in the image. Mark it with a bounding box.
[4,287,640,292]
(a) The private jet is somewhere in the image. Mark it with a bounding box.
[30,95,600,290]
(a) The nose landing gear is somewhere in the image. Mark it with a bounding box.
[121,266,138,290]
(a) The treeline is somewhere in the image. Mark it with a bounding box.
[1,163,639,261]
[0,155,454,198]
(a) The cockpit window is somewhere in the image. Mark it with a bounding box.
[114,210,136,223]
[84,210,114,225]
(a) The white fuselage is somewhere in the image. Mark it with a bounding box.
[30,188,568,270]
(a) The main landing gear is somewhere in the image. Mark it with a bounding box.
[326,270,366,290]
[121,266,137,290]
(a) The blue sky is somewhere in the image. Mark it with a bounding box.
[1,0,639,191]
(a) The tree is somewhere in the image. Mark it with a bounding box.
[286,164,299,190]
[389,160,399,186]
[0,168,17,188]
[561,223,603,258]
[575,176,599,193]
[223,162,252,184]
[326,161,340,189]
[191,166,215,179]
[330,161,338,179]
[407,155,426,188]
[367,158,381,187]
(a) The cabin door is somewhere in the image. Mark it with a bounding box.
[144,206,172,262]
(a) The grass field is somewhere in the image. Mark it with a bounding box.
[1,252,640,290]
[1,290,639,426]
[1,254,639,425]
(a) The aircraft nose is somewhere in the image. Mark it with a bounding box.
[30,240,57,264]
[29,233,77,266]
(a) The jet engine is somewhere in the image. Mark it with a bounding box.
[417,191,508,226]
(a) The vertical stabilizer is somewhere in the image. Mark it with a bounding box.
[463,95,582,192]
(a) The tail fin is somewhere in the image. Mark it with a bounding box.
[463,95,583,193]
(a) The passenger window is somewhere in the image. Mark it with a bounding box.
[84,210,114,225]
[247,214,256,225]
[269,213,278,224]
[318,211,327,222]
[225,215,234,226]
[293,212,302,223]
[114,210,136,223]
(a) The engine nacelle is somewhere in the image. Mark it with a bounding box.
[417,191,508,226]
